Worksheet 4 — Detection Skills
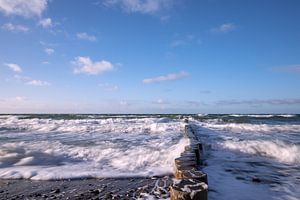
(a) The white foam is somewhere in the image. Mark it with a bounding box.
[278,114,296,118]
[202,123,300,134]
[229,114,296,118]
[191,120,300,200]
[0,117,188,180]
[197,114,208,117]
[229,114,275,118]
[221,140,300,164]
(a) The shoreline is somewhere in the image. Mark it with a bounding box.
[0,176,173,199]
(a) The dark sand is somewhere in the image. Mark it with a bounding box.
[0,176,173,200]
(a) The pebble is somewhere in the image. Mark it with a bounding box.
[105,192,113,199]
[89,189,100,195]
[34,193,42,197]
[252,177,262,183]
[236,176,246,180]
[160,189,167,194]
[51,188,60,194]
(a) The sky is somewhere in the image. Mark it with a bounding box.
[0,0,300,114]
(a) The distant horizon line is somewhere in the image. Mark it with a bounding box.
[0,113,299,115]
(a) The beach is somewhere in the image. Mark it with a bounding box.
[0,177,172,199]
[0,115,183,199]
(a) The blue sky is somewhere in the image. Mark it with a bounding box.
[0,0,300,114]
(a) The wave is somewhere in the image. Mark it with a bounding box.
[0,117,182,134]
[197,114,208,117]
[229,114,275,118]
[277,114,297,118]
[0,117,188,180]
[229,114,297,118]
[202,123,300,133]
[221,140,300,164]
[0,138,189,180]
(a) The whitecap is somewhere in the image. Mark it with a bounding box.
[221,140,300,164]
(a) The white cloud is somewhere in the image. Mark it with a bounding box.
[14,74,50,86]
[1,23,29,32]
[4,63,22,73]
[103,0,175,14]
[0,0,48,17]
[143,71,189,84]
[77,32,97,42]
[38,18,52,28]
[211,23,236,33]
[99,83,119,91]
[44,48,54,55]
[73,56,114,75]
[26,79,50,86]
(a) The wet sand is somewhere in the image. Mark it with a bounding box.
[0,176,173,200]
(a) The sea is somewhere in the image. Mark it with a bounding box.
[0,114,299,200]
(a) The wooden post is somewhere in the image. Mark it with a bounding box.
[175,169,207,184]
[170,179,208,200]
[171,124,208,200]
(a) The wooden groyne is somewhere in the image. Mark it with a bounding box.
[170,124,208,200]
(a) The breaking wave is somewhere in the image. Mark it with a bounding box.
[0,117,188,180]
[221,140,300,164]
[229,114,296,118]
[202,123,300,133]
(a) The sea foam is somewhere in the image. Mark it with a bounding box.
[202,123,300,134]
[221,140,300,164]
[0,117,188,180]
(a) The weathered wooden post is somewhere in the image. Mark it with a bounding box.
[170,124,208,200]
[175,168,207,184]
[170,179,208,200]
